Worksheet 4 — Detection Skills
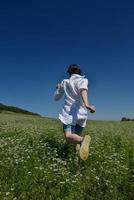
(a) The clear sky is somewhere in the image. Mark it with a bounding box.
[0,0,134,120]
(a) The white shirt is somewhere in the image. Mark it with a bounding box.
[54,74,88,127]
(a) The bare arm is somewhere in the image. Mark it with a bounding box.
[80,89,96,113]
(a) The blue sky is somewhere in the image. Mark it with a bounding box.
[0,0,134,120]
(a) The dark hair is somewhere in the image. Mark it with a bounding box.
[67,64,82,76]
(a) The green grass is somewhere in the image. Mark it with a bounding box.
[0,112,134,200]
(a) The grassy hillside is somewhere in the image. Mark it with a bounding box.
[0,113,134,200]
[0,103,40,116]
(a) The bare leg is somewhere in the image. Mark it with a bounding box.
[64,131,83,145]
[75,143,81,157]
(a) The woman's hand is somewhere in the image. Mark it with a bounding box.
[86,105,96,113]
[56,83,60,89]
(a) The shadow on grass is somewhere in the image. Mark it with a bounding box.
[40,134,76,161]
[38,133,87,172]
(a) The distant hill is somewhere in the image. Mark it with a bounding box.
[0,103,41,116]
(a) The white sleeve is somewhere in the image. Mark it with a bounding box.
[54,81,64,101]
[78,78,88,90]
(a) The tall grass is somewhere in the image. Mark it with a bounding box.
[0,113,134,200]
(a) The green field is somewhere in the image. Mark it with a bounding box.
[0,112,134,200]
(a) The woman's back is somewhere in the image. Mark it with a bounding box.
[62,74,88,107]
